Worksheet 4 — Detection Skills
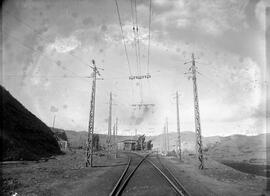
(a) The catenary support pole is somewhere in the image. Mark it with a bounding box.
[107,92,113,155]
[86,60,98,167]
[191,53,204,169]
[176,91,182,160]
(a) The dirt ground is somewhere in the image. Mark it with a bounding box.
[1,149,128,196]
[158,154,269,196]
[1,150,269,196]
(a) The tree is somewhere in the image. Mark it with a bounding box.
[146,140,153,150]
[93,134,99,151]
[136,135,145,150]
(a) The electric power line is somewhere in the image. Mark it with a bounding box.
[134,0,141,76]
[114,0,132,76]
[134,0,143,101]
[146,0,153,102]
[147,0,152,74]
[130,0,139,73]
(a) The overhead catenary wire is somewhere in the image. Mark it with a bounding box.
[130,0,140,102]
[134,0,143,102]
[130,0,139,74]
[146,0,153,100]
[134,0,141,76]
[114,0,132,76]
[147,0,152,74]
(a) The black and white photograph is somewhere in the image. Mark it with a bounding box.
[1,0,269,195]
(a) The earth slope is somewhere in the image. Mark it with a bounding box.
[150,131,267,165]
[149,131,220,153]
[64,130,137,148]
[206,133,268,165]
[1,86,61,161]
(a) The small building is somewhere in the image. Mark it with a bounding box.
[121,139,137,151]
[51,128,69,151]
[58,140,68,150]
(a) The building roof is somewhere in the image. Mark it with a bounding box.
[121,139,137,143]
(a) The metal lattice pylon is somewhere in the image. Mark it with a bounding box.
[166,118,169,152]
[86,60,99,167]
[107,92,113,154]
[115,118,119,158]
[163,125,167,154]
[176,91,182,160]
[191,53,204,169]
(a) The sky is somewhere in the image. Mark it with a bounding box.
[1,0,269,137]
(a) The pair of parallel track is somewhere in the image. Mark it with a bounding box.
[109,152,190,196]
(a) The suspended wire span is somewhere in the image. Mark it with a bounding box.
[114,0,132,76]
[147,0,152,74]
[134,0,143,102]
[130,0,139,74]
[134,0,141,76]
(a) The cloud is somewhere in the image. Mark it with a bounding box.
[50,106,59,113]
[2,0,266,136]
[48,36,81,53]
[100,24,107,32]
[255,0,270,30]
[82,17,94,26]
[128,106,152,125]
[150,0,249,52]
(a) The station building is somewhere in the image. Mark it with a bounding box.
[119,139,137,151]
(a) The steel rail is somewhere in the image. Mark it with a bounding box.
[156,155,191,196]
[109,153,150,196]
[136,152,190,196]
[145,158,186,196]
[109,157,131,196]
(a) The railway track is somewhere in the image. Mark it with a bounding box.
[149,154,191,196]
[109,152,151,196]
[109,152,190,196]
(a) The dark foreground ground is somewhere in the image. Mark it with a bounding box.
[220,161,269,177]
[1,149,269,196]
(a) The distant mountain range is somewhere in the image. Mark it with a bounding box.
[149,131,268,165]
[2,83,267,166]
[52,128,138,148]
[148,131,222,153]
[55,126,268,165]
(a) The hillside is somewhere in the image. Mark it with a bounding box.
[1,86,61,161]
[148,131,220,153]
[64,130,137,148]
[206,133,268,165]
[51,128,68,141]
[150,131,268,165]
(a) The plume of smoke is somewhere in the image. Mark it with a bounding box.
[130,106,151,125]
[50,105,59,112]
